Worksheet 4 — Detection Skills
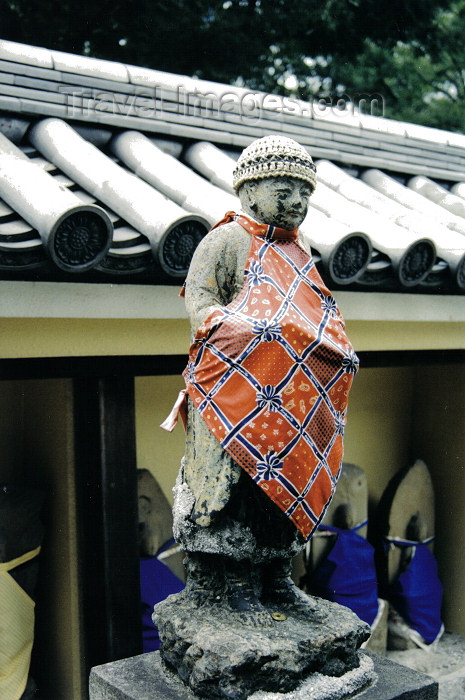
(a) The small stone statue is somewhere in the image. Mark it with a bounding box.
[138,469,185,652]
[305,463,387,653]
[157,136,371,699]
[377,459,443,651]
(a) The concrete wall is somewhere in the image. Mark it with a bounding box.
[410,363,465,635]
[135,374,185,503]
[343,365,416,504]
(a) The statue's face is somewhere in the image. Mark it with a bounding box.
[239,176,312,230]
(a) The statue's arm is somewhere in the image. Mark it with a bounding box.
[184,224,247,332]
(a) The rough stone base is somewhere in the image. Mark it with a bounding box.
[152,591,371,699]
[89,651,438,700]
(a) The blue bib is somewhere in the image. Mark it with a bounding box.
[388,539,443,645]
[311,523,379,626]
[140,538,185,652]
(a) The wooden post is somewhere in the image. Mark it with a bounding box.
[74,376,142,671]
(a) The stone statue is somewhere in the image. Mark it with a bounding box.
[138,469,185,653]
[376,459,443,651]
[304,463,388,653]
[138,468,185,582]
[156,136,372,699]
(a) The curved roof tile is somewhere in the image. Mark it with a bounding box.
[0,39,464,293]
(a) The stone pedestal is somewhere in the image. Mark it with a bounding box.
[152,590,371,698]
[89,651,438,700]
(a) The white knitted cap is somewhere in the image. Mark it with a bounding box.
[233,135,316,192]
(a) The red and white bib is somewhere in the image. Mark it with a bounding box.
[184,213,359,540]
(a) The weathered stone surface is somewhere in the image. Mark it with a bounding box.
[249,654,374,699]
[378,459,435,587]
[89,650,438,700]
[310,463,369,573]
[153,591,371,699]
[376,459,440,651]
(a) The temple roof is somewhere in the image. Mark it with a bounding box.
[1,38,465,294]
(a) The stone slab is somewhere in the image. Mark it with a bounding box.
[386,632,465,700]
[89,651,438,700]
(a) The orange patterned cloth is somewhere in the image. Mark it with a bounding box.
[183,213,358,540]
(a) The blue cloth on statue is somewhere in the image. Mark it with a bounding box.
[388,539,443,645]
[140,538,185,652]
[311,523,379,626]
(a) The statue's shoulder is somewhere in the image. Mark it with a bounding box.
[195,220,250,256]
[210,219,249,240]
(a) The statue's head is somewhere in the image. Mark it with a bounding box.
[233,135,316,230]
